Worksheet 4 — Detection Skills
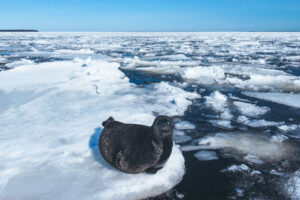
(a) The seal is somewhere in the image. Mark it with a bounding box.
[99,115,173,174]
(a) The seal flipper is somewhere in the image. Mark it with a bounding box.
[102,117,114,127]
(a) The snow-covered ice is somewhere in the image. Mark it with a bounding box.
[0,58,201,200]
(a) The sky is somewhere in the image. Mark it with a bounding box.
[0,0,299,32]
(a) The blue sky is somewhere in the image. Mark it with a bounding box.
[0,0,299,31]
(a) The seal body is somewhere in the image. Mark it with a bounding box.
[99,116,173,174]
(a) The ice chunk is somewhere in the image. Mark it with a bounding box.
[181,66,225,84]
[174,130,192,144]
[0,56,6,62]
[243,154,264,165]
[220,110,233,120]
[278,125,300,132]
[194,151,218,161]
[233,101,269,117]
[175,135,192,144]
[271,135,288,143]
[208,120,233,129]
[270,169,285,176]
[222,164,250,173]
[286,170,300,200]
[175,121,196,130]
[198,133,291,160]
[205,91,228,113]
[237,116,282,127]
[205,91,233,120]
[244,92,300,108]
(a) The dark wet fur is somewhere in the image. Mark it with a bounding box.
[99,116,173,174]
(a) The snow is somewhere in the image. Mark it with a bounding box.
[194,151,218,161]
[244,92,300,108]
[0,58,200,200]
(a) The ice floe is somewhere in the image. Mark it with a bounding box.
[222,164,251,173]
[194,151,218,161]
[278,124,300,132]
[205,91,228,113]
[205,91,233,121]
[0,58,201,199]
[243,154,264,165]
[286,170,300,200]
[237,115,283,128]
[175,121,196,130]
[233,101,270,117]
[197,133,291,160]
[244,92,300,108]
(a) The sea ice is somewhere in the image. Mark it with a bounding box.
[222,164,251,173]
[181,66,225,85]
[208,120,233,129]
[243,154,264,165]
[197,133,290,160]
[175,121,196,130]
[244,92,300,108]
[278,125,300,132]
[205,91,233,121]
[205,91,228,113]
[5,59,34,68]
[237,116,282,128]
[233,101,270,117]
[194,150,218,161]
[286,170,300,200]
